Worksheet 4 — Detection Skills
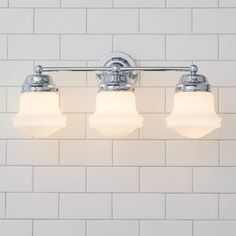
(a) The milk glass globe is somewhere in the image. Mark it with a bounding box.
[166,91,221,138]
[89,91,143,138]
[13,92,67,138]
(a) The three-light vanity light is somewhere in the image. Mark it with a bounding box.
[13,52,222,139]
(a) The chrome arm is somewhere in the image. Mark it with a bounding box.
[41,66,195,73]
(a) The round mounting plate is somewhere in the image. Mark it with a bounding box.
[96,51,137,77]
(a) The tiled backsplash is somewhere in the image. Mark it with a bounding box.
[0,0,236,236]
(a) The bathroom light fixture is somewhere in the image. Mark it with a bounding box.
[13,52,221,138]
[13,66,67,138]
[166,65,222,138]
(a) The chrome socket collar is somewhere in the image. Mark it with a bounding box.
[22,65,58,93]
[175,65,211,92]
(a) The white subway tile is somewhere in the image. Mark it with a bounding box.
[0,140,6,165]
[0,194,5,218]
[34,220,85,236]
[141,9,191,34]
[113,140,165,166]
[194,167,236,192]
[0,0,7,7]
[6,87,20,112]
[219,88,236,112]
[194,9,236,34]
[220,0,236,7]
[35,9,86,34]
[0,167,32,192]
[9,0,60,7]
[87,9,138,34]
[166,141,218,166]
[114,35,165,60]
[35,61,87,87]
[0,61,33,86]
[7,140,58,165]
[220,141,236,166]
[0,35,7,59]
[140,167,192,193]
[135,88,165,113]
[140,220,192,236]
[167,0,218,7]
[60,140,112,165]
[113,194,165,219]
[140,114,183,139]
[0,9,33,33]
[87,167,139,192]
[220,35,236,60]
[34,167,85,192]
[0,220,32,236]
[195,61,236,87]
[87,220,139,236]
[139,61,191,87]
[0,87,6,112]
[60,194,111,219]
[194,221,236,236]
[8,35,59,60]
[115,0,164,7]
[61,0,113,7]
[60,88,97,112]
[166,194,218,219]
[48,114,85,139]
[7,193,58,219]
[61,35,112,60]
[220,194,236,219]
[166,35,218,60]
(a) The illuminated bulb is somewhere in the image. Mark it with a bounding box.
[13,92,67,138]
[166,92,221,138]
[89,91,143,138]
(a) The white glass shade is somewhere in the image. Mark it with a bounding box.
[166,92,221,138]
[89,91,143,138]
[13,92,67,138]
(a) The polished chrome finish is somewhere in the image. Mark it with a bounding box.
[22,65,58,93]
[30,53,206,93]
[95,52,138,91]
[42,66,192,72]
[176,64,210,92]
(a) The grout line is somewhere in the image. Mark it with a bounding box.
[59,35,61,60]
[58,193,60,218]
[4,192,7,218]
[138,8,141,33]
[32,220,34,236]
[218,194,220,219]
[164,193,167,219]
[192,220,194,236]
[85,220,87,236]
[192,168,194,193]
[58,140,61,165]
[85,9,88,34]
[32,167,34,192]
[111,140,114,166]
[111,193,113,219]
[191,8,193,34]
[138,220,141,236]
[33,8,35,34]
[85,167,87,192]
[218,140,220,166]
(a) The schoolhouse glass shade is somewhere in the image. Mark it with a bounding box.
[13,92,67,138]
[166,91,222,138]
[89,91,143,138]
